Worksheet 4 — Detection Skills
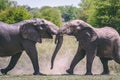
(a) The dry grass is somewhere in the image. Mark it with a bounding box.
[0,75,120,80]
[0,36,120,79]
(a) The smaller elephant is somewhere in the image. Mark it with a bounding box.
[0,18,63,75]
[51,20,120,75]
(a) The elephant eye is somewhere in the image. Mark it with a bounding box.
[41,20,45,24]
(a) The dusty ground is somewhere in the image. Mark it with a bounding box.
[0,36,120,80]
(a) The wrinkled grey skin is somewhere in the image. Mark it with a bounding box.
[0,18,63,75]
[51,20,120,75]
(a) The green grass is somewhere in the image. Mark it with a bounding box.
[0,36,120,79]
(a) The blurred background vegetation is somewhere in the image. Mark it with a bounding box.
[0,0,120,31]
[0,0,120,76]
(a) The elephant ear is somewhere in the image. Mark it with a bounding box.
[20,24,42,43]
[78,27,97,42]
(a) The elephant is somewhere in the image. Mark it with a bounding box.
[51,20,120,75]
[0,18,63,75]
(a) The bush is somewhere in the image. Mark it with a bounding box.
[0,7,32,23]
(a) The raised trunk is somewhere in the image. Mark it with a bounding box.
[51,34,63,69]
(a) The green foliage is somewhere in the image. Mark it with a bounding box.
[0,0,9,10]
[29,8,42,18]
[0,0,63,26]
[0,0,32,23]
[0,0,17,11]
[78,0,95,22]
[58,6,79,22]
[40,6,62,26]
[78,0,120,32]
[87,0,120,32]
[0,7,32,23]
[33,6,62,26]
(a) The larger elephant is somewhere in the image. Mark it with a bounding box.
[51,20,120,75]
[0,18,63,75]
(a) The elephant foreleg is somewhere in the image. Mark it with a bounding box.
[1,52,22,75]
[24,47,40,75]
[66,44,86,75]
[100,57,110,75]
[22,41,43,75]
[85,45,97,75]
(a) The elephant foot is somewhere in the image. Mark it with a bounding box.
[101,71,110,75]
[1,69,8,75]
[66,69,73,75]
[33,72,46,75]
[85,72,93,75]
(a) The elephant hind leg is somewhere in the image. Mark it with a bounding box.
[113,46,120,64]
[113,43,120,64]
[66,49,86,74]
[1,52,22,75]
[100,57,110,75]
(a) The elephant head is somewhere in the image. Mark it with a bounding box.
[20,18,63,61]
[20,18,58,40]
[51,20,97,69]
[58,20,94,35]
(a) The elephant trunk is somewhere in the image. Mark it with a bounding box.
[51,34,63,69]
